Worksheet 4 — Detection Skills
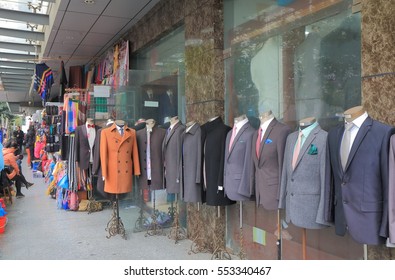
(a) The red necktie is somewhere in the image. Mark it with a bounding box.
[256,128,262,158]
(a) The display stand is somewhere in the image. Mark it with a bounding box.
[189,202,208,254]
[168,193,186,243]
[277,210,282,260]
[211,206,232,260]
[145,186,164,236]
[302,228,307,260]
[105,194,126,240]
[238,201,246,259]
[134,184,148,233]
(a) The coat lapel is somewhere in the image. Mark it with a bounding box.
[258,119,277,167]
[165,122,180,145]
[109,123,122,142]
[228,122,249,158]
[344,117,372,171]
[120,126,133,145]
[294,124,320,170]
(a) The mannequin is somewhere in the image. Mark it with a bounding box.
[142,88,159,120]
[224,114,254,201]
[162,116,185,194]
[146,118,156,130]
[75,118,98,170]
[299,117,316,129]
[253,110,290,259]
[92,118,114,199]
[343,105,365,122]
[159,88,177,124]
[326,105,394,245]
[259,110,274,124]
[182,120,202,203]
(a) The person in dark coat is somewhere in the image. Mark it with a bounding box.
[25,124,36,168]
[13,126,24,155]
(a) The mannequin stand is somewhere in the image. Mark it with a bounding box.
[238,201,246,260]
[211,206,232,260]
[134,188,148,233]
[302,228,307,260]
[145,188,164,236]
[168,194,186,244]
[105,195,126,240]
[189,203,208,254]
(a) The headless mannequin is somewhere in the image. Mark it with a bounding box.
[259,110,274,124]
[186,120,197,133]
[146,119,156,131]
[115,119,125,127]
[234,114,247,124]
[299,117,316,130]
[343,105,365,123]
[170,116,179,126]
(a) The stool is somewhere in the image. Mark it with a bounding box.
[2,186,13,205]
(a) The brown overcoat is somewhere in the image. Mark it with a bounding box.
[100,123,140,194]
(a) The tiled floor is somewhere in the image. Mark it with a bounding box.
[0,158,212,260]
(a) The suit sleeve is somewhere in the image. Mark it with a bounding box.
[316,134,332,226]
[100,128,108,180]
[389,135,395,243]
[237,131,254,197]
[195,129,202,184]
[379,128,395,238]
[278,136,290,209]
[276,126,291,202]
[324,135,335,223]
[218,128,230,188]
[132,131,141,176]
[92,129,101,175]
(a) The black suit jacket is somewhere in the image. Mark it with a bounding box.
[326,116,394,245]
[201,117,235,206]
[75,124,100,170]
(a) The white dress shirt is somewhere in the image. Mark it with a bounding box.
[343,111,368,153]
[260,117,275,141]
[233,117,249,137]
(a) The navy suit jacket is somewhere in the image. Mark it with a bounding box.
[326,116,394,245]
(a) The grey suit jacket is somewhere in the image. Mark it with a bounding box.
[223,122,255,201]
[162,121,185,194]
[389,135,395,243]
[136,126,166,190]
[252,119,291,210]
[182,123,202,202]
[279,124,330,229]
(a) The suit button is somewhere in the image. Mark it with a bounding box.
[341,182,346,186]
[291,193,294,196]
[144,159,146,161]
[118,170,120,173]
[144,141,147,144]
[343,200,348,204]
[118,161,120,163]
[126,161,128,163]
[144,168,146,170]
[126,170,128,173]
[291,179,294,182]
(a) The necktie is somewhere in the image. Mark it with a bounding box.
[228,126,237,152]
[119,127,124,137]
[256,128,262,158]
[340,122,354,170]
[292,131,303,169]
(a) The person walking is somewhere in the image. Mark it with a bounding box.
[12,126,24,155]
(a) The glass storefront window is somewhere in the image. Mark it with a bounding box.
[112,26,187,229]
[224,0,362,259]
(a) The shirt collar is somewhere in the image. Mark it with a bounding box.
[300,121,318,137]
[260,117,274,131]
[234,118,249,131]
[347,111,368,129]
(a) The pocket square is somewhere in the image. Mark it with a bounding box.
[265,138,273,144]
[308,144,318,155]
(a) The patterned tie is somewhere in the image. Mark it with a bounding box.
[292,131,303,169]
[256,128,262,158]
[228,126,237,152]
[340,122,354,170]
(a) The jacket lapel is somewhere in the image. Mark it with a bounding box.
[294,124,320,170]
[258,119,277,167]
[344,117,372,171]
[228,122,249,158]
[110,123,122,142]
[165,122,180,145]
[120,126,132,145]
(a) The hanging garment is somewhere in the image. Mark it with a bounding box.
[34,63,54,101]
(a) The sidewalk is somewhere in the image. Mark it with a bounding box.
[0,158,212,260]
